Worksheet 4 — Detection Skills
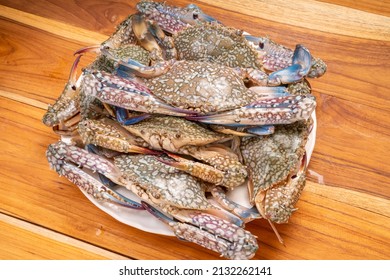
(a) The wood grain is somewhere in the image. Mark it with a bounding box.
[0,0,389,260]
[198,0,390,41]
[0,213,128,260]
[0,17,95,105]
[0,5,107,44]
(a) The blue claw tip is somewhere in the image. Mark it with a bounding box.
[246,125,275,136]
[116,107,151,125]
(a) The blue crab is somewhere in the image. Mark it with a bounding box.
[83,54,316,128]
[241,121,310,224]
[210,121,311,243]
[136,0,326,81]
[42,42,156,133]
[46,141,258,259]
[78,116,248,189]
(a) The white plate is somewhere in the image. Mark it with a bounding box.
[76,113,316,237]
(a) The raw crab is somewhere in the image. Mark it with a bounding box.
[85,53,316,127]
[132,13,314,86]
[136,0,220,34]
[78,116,247,189]
[42,42,155,133]
[46,141,258,259]
[211,121,311,243]
[136,0,326,80]
[241,121,310,224]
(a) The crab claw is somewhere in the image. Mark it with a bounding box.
[46,141,142,209]
[268,45,312,85]
[115,107,151,125]
[141,201,258,260]
[78,118,161,156]
[210,186,261,223]
[245,125,275,136]
[188,94,316,126]
[155,153,226,187]
[81,70,195,117]
[157,150,247,189]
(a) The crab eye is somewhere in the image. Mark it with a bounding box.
[258,42,265,49]
[71,85,76,91]
[192,13,199,20]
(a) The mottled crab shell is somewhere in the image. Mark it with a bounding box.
[89,45,151,74]
[122,116,228,150]
[141,60,256,114]
[240,121,309,196]
[173,23,263,69]
[114,154,214,210]
[264,172,306,223]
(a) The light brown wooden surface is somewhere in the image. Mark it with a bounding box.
[0,0,389,260]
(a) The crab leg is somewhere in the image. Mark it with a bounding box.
[210,124,275,137]
[42,55,82,127]
[131,13,177,61]
[74,45,101,55]
[210,186,261,223]
[46,142,142,209]
[100,14,137,49]
[101,46,175,78]
[141,201,258,260]
[188,94,316,126]
[81,70,195,117]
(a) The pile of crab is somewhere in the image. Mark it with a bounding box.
[42,0,326,260]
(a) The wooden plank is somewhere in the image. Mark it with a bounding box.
[0,0,133,35]
[0,90,47,109]
[0,0,389,260]
[0,17,95,105]
[317,0,390,17]
[252,182,390,260]
[0,96,389,260]
[0,213,129,260]
[308,94,390,198]
[197,0,390,41]
[0,5,107,44]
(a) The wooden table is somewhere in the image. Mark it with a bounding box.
[0,0,389,260]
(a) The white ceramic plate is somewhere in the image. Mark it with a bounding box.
[76,113,316,237]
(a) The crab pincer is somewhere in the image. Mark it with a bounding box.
[78,118,161,155]
[80,70,196,118]
[245,35,327,79]
[141,201,258,260]
[46,141,143,209]
[188,94,316,126]
[156,152,247,189]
